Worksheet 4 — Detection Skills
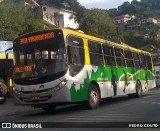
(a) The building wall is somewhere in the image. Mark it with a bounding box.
[60,10,78,29]
[41,5,79,29]
[115,15,134,24]
[42,5,60,26]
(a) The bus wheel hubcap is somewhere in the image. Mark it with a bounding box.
[90,91,98,104]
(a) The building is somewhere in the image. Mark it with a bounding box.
[1,0,79,29]
[24,0,39,7]
[147,18,158,25]
[40,5,79,29]
[23,1,79,29]
[125,19,142,31]
[115,14,135,25]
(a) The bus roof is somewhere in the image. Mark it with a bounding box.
[61,28,151,55]
[14,28,151,56]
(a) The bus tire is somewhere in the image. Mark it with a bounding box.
[88,84,100,109]
[135,81,142,98]
[42,105,56,113]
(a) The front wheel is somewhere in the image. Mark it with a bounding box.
[88,84,100,109]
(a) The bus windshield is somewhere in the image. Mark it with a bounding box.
[13,30,67,79]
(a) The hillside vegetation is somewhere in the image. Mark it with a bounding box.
[0,0,159,48]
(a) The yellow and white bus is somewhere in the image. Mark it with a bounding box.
[12,28,156,112]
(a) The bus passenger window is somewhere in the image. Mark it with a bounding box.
[115,48,125,67]
[146,55,152,70]
[35,51,41,59]
[124,50,134,68]
[27,54,32,65]
[88,41,103,66]
[51,51,57,60]
[42,51,48,59]
[139,54,146,68]
[19,52,25,66]
[133,53,140,68]
[102,44,115,66]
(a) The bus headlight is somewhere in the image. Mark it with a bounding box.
[13,87,21,95]
[59,78,68,88]
[50,78,68,93]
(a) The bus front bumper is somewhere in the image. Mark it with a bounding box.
[13,85,71,106]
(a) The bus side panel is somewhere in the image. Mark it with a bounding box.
[69,67,89,102]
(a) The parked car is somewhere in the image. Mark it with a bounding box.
[0,81,8,104]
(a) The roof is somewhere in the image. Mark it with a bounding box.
[62,28,151,55]
[25,0,39,7]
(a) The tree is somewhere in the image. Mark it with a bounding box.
[0,2,53,40]
[80,9,116,41]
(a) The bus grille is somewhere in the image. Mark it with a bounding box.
[19,89,52,103]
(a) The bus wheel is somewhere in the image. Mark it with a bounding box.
[42,105,56,113]
[135,81,142,98]
[88,84,100,109]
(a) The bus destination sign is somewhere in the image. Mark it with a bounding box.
[15,66,32,73]
[19,32,55,45]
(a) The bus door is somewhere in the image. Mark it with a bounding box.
[67,36,87,101]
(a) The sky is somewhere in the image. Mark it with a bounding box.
[77,0,140,10]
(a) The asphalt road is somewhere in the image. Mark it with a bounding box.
[0,88,160,131]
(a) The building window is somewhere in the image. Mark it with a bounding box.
[46,14,48,20]
[43,7,46,11]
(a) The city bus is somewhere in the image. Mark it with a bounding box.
[12,28,156,112]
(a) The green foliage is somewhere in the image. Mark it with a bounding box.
[107,0,160,48]
[80,9,116,40]
[0,2,53,40]
[123,30,160,48]
[37,0,116,40]
[109,0,160,17]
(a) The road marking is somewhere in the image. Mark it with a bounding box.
[141,101,160,105]
[142,96,152,99]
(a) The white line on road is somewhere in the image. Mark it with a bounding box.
[141,101,160,105]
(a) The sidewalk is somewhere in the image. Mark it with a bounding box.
[0,97,37,117]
